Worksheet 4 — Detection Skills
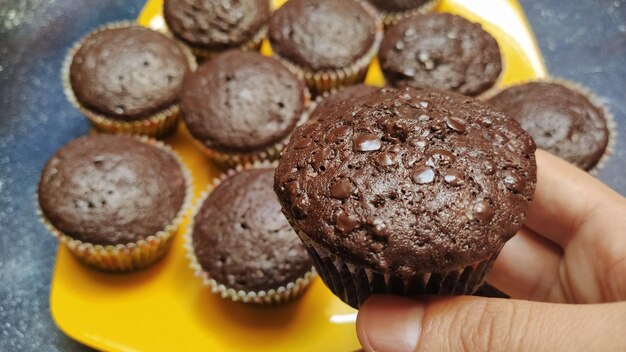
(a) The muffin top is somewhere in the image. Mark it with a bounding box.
[488,81,609,170]
[38,135,187,246]
[275,87,536,277]
[163,0,270,51]
[366,0,433,12]
[192,168,312,292]
[181,50,305,153]
[268,0,378,70]
[69,26,191,120]
[311,84,379,117]
[379,13,502,96]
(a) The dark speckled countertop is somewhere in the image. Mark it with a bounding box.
[0,0,624,350]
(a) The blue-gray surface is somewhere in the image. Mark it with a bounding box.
[0,0,623,350]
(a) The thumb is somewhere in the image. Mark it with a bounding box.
[356,295,626,352]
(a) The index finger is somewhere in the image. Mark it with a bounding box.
[524,149,623,247]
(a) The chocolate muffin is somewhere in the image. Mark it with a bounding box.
[65,24,194,137]
[268,0,381,93]
[163,0,270,59]
[180,50,307,165]
[189,168,314,304]
[488,81,610,171]
[366,0,440,26]
[38,134,190,271]
[379,13,502,97]
[311,84,379,117]
[275,87,536,308]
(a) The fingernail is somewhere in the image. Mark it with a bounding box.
[357,295,424,352]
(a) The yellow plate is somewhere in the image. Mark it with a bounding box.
[50,1,547,351]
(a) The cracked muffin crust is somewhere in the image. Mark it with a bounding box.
[69,25,191,121]
[275,87,536,277]
[488,81,610,171]
[192,168,312,292]
[180,50,306,154]
[163,0,270,52]
[378,13,502,96]
[38,134,187,245]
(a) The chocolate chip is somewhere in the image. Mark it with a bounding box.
[445,116,467,132]
[503,170,525,193]
[326,125,352,142]
[444,169,464,187]
[336,211,360,234]
[371,218,389,237]
[470,200,494,223]
[411,166,435,184]
[375,152,399,166]
[331,178,355,199]
[428,149,455,166]
[293,138,311,149]
[354,133,382,152]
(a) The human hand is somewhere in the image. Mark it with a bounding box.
[356,149,626,351]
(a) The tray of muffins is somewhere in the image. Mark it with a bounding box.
[37,0,615,351]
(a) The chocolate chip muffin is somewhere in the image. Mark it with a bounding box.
[268,0,381,93]
[366,0,440,26]
[488,81,610,171]
[38,134,191,271]
[163,0,270,59]
[189,168,314,304]
[64,23,194,137]
[275,87,536,308]
[378,13,502,97]
[180,50,308,165]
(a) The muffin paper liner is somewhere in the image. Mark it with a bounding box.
[37,136,193,272]
[271,1,383,95]
[281,209,501,309]
[377,0,441,27]
[474,283,510,298]
[163,25,268,61]
[186,88,313,167]
[61,21,198,138]
[184,161,317,304]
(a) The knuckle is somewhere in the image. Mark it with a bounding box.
[454,300,528,352]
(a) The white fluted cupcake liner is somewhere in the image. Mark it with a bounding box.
[37,136,194,272]
[62,21,197,138]
[377,0,441,27]
[184,161,317,304]
[163,26,267,61]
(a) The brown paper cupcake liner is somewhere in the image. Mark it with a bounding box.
[281,208,500,309]
[271,1,383,95]
[164,26,268,61]
[184,161,317,304]
[377,0,441,27]
[61,21,197,138]
[186,87,313,167]
[301,233,500,309]
[37,136,194,272]
[473,283,510,298]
